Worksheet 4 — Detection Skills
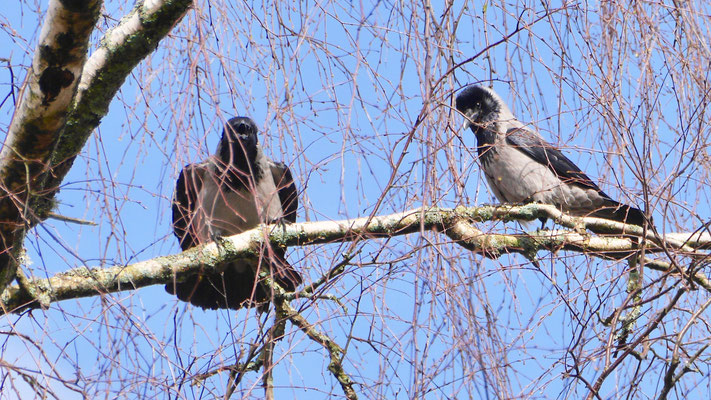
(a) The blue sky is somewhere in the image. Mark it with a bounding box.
[1,1,709,399]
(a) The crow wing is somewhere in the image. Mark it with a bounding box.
[269,161,298,223]
[505,127,646,226]
[505,127,611,197]
[172,162,209,251]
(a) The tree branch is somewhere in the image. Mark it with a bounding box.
[0,205,708,314]
[275,296,358,400]
[0,0,101,295]
[0,0,193,299]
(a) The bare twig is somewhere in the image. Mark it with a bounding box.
[657,297,711,400]
[273,293,357,400]
[585,288,687,400]
[46,212,97,226]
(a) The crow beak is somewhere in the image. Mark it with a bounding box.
[461,109,477,130]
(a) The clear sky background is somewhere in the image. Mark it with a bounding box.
[1,1,710,399]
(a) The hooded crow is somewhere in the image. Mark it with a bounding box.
[455,85,645,229]
[166,116,301,309]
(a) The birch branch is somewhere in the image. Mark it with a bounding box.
[1,205,708,314]
[0,0,101,292]
[0,0,194,297]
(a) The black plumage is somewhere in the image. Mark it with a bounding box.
[455,85,645,229]
[167,117,301,309]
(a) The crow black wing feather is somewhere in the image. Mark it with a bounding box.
[172,162,208,250]
[267,161,302,291]
[270,161,298,223]
[505,127,646,225]
[505,127,610,197]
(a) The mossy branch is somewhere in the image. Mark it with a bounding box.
[0,0,101,295]
[0,0,193,301]
[1,204,709,314]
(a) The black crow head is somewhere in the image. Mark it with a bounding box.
[217,116,259,167]
[224,116,258,147]
[455,85,503,129]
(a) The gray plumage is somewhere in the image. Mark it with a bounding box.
[166,117,301,310]
[455,85,645,228]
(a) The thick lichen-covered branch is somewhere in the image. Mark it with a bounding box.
[0,0,101,294]
[1,205,708,314]
[0,0,193,300]
[41,0,194,195]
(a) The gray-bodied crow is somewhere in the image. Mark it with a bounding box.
[166,117,301,309]
[455,85,645,229]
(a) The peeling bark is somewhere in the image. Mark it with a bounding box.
[0,0,194,295]
[0,0,101,291]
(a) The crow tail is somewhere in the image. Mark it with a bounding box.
[593,201,647,227]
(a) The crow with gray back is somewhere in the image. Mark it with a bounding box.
[455,85,645,230]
